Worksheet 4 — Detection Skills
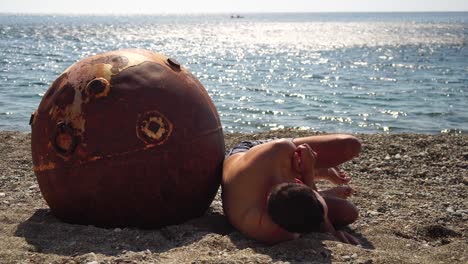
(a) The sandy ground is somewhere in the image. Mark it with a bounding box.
[0,130,466,263]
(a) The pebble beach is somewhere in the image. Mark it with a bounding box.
[0,130,466,263]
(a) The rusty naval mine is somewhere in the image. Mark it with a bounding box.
[30,49,225,228]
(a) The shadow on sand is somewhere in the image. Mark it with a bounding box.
[15,207,372,263]
[15,208,232,256]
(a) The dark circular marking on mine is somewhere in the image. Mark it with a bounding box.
[86,78,108,96]
[136,111,173,145]
[148,120,161,133]
[53,122,78,154]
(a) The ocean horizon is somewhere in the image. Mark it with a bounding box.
[1,12,467,134]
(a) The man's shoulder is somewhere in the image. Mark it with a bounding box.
[223,139,296,183]
[223,152,247,178]
[238,139,295,162]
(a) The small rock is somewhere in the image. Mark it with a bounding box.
[377,206,387,213]
[351,253,358,259]
[452,212,463,217]
[446,207,455,213]
[79,252,98,263]
[343,255,351,260]
[462,152,468,160]
[384,155,391,160]
[395,154,401,159]
[113,228,122,232]
[0,192,5,198]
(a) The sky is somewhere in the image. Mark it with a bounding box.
[1,0,467,14]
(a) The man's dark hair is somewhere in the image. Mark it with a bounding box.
[267,183,324,233]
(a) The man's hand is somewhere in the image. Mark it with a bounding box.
[322,215,360,245]
[292,144,318,185]
[323,167,351,185]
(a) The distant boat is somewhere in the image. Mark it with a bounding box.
[230,15,244,19]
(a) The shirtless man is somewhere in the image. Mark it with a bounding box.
[222,134,361,245]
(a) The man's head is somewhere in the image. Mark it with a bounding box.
[267,183,325,233]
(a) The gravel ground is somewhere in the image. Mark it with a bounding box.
[0,130,466,263]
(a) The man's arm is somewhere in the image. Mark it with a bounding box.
[292,134,361,168]
[292,140,353,186]
[291,143,318,189]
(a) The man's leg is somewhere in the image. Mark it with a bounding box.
[292,134,361,168]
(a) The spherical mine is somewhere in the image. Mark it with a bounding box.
[31,49,225,228]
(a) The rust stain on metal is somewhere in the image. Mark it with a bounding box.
[91,55,130,74]
[33,162,57,172]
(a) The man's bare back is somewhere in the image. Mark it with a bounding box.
[222,134,362,244]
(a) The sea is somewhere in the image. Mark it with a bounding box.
[0,12,467,134]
